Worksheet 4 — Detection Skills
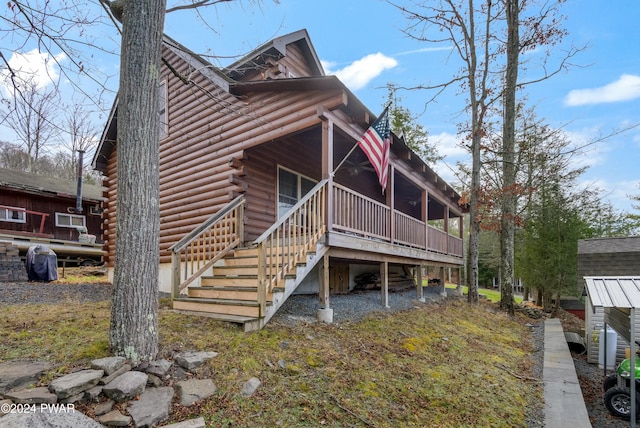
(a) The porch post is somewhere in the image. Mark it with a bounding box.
[444,205,450,254]
[317,253,333,323]
[387,165,394,243]
[416,265,425,302]
[439,266,447,297]
[321,117,334,232]
[381,261,389,308]
[422,190,428,250]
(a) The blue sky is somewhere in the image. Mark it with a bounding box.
[1,0,639,213]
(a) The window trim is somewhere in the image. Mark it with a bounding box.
[277,166,317,218]
[55,212,86,228]
[0,206,26,224]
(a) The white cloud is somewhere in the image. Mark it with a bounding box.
[565,74,640,106]
[0,49,67,96]
[323,53,398,91]
[431,132,468,158]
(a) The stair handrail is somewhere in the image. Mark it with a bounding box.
[253,179,327,316]
[169,195,245,301]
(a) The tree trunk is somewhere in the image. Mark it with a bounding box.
[109,0,166,365]
[499,0,519,316]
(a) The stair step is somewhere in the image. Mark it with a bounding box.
[233,247,310,259]
[173,297,270,318]
[221,256,258,267]
[188,286,263,301]
[201,276,257,287]
[172,310,258,325]
[213,265,259,276]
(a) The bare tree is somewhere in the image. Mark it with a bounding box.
[1,78,59,172]
[60,102,100,180]
[390,0,504,304]
[499,0,519,314]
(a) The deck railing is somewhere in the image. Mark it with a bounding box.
[331,185,462,257]
[332,183,390,241]
[394,211,427,248]
[448,235,463,257]
[427,225,448,253]
[169,196,245,300]
[253,180,327,316]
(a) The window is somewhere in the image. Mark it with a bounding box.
[159,80,168,138]
[278,167,316,218]
[55,212,86,228]
[0,206,26,223]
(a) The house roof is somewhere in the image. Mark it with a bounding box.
[0,167,105,202]
[224,29,324,79]
[94,30,465,210]
[578,236,640,254]
[584,276,640,309]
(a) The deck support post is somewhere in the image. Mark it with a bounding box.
[317,253,333,323]
[319,253,330,309]
[439,266,447,297]
[381,261,389,308]
[416,265,425,302]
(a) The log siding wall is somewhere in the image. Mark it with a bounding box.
[101,39,465,269]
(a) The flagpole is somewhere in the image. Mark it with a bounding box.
[331,103,392,177]
[331,141,360,177]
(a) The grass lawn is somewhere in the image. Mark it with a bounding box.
[0,296,540,427]
[446,284,523,304]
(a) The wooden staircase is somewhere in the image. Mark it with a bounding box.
[170,180,328,331]
[172,244,326,331]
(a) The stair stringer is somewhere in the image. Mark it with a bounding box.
[243,239,329,332]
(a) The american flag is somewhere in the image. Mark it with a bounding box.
[357,107,390,191]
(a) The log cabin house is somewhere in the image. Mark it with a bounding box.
[0,167,105,264]
[94,29,467,331]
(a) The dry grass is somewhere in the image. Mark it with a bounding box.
[0,298,542,427]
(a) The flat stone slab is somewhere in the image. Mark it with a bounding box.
[96,409,131,427]
[240,377,261,397]
[162,417,206,428]
[0,410,102,428]
[145,359,172,377]
[99,364,131,385]
[3,387,57,404]
[127,386,174,428]
[48,369,104,400]
[0,361,51,393]
[176,379,217,406]
[91,357,126,375]
[175,351,218,370]
[102,371,147,402]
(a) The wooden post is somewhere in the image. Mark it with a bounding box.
[171,251,180,302]
[422,190,428,250]
[381,261,389,308]
[387,165,394,243]
[321,117,334,233]
[319,253,330,309]
[439,265,447,297]
[444,205,450,254]
[416,265,424,301]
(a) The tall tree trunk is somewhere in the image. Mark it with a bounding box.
[109,0,166,364]
[500,0,519,315]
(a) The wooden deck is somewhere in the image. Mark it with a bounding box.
[0,232,104,265]
[170,182,463,330]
